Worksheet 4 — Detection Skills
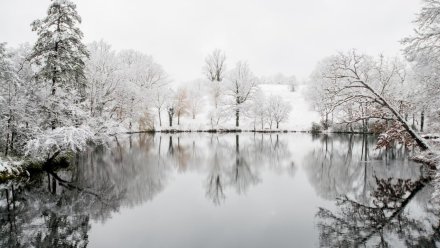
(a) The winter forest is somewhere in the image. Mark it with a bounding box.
[2,0,440,247]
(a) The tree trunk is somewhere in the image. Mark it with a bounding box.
[236,135,239,154]
[10,131,14,151]
[5,113,12,156]
[421,110,425,133]
[276,122,279,129]
[51,40,59,130]
[4,133,9,156]
[235,109,240,127]
[158,109,162,127]
[178,114,180,125]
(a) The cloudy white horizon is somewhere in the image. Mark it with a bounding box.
[0,0,422,82]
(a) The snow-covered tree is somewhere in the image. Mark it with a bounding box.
[0,43,20,156]
[174,88,189,125]
[311,50,429,150]
[29,0,89,130]
[204,50,226,108]
[403,0,440,132]
[204,49,226,82]
[85,40,119,118]
[114,49,166,130]
[118,49,167,90]
[250,89,268,130]
[165,89,176,127]
[152,86,169,127]
[267,95,291,129]
[307,59,335,130]
[225,61,258,127]
[188,87,204,120]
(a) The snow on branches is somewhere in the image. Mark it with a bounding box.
[376,122,416,149]
[25,126,94,161]
[309,50,430,150]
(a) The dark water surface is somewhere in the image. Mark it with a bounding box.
[1,133,438,247]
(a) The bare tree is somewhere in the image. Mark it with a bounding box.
[250,89,268,130]
[152,87,168,127]
[188,88,204,119]
[164,89,176,127]
[203,49,226,82]
[174,88,189,125]
[166,106,175,128]
[204,50,226,109]
[268,95,291,129]
[225,61,258,127]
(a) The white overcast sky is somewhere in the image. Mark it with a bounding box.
[0,0,422,82]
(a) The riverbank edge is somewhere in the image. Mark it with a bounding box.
[0,130,436,183]
[0,153,72,184]
[122,129,375,135]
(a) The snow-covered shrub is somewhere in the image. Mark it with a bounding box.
[311,122,322,133]
[0,157,22,174]
[25,126,95,161]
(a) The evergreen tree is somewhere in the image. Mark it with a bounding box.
[30,0,89,129]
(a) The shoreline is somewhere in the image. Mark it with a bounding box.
[121,129,376,135]
[0,131,435,183]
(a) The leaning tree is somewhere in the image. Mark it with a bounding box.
[313,50,430,150]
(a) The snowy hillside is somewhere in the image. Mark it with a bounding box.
[154,84,320,132]
[258,84,320,131]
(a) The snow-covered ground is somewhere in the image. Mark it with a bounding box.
[154,84,320,131]
[258,84,320,131]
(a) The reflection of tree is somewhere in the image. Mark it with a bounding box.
[229,135,260,194]
[205,152,226,205]
[165,135,192,171]
[0,174,94,248]
[304,134,422,201]
[204,134,293,205]
[249,134,295,176]
[0,133,301,245]
[316,176,439,247]
[32,212,89,248]
[0,134,172,247]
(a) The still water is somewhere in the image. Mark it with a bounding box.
[0,133,438,247]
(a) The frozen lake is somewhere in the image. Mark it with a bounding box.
[0,133,437,247]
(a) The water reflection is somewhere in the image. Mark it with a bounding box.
[307,134,439,247]
[316,176,439,247]
[0,133,435,247]
[304,134,423,201]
